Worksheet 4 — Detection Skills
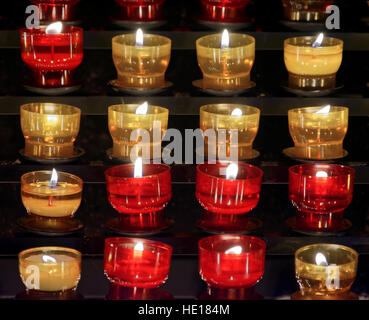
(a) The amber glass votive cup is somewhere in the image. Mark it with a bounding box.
[282,0,334,22]
[295,244,358,297]
[288,106,348,160]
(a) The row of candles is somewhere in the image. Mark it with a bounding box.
[20,23,343,94]
[27,0,337,25]
[18,238,359,300]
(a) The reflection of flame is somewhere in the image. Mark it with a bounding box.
[135,102,148,115]
[45,21,63,35]
[225,245,242,254]
[134,157,143,178]
[46,115,58,123]
[50,168,58,188]
[221,29,230,49]
[316,170,328,178]
[226,163,238,180]
[42,255,57,263]
[312,32,324,48]
[136,28,144,46]
[316,105,331,114]
[315,252,329,266]
[231,108,242,117]
[134,242,144,251]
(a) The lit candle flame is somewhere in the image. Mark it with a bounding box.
[231,108,242,117]
[316,170,328,178]
[50,168,58,188]
[225,245,242,254]
[315,252,329,266]
[136,28,144,46]
[42,255,57,263]
[316,105,331,114]
[226,163,238,180]
[45,21,63,35]
[312,32,324,48]
[221,29,230,49]
[134,157,143,178]
[135,102,148,115]
[134,242,144,251]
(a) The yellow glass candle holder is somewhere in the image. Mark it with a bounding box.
[112,33,171,88]
[284,36,343,89]
[196,33,255,90]
[21,170,83,218]
[108,104,169,159]
[20,103,81,159]
[19,246,82,292]
[282,0,334,22]
[200,104,260,160]
[295,244,358,298]
[288,106,348,160]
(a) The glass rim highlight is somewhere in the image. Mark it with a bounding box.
[21,170,83,186]
[108,104,169,116]
[19,246,82,261]
[200,104,260,118]
[284,36,343,49]
[20,103,81,117]
[196,33,255,50]
[289,164,355,179]
[105,163,171,181]
[105,237,173,253]
[112,33,171,48]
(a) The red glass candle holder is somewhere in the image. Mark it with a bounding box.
[105,163,172,234]
[104,237,172,289]
[200,0,251,23]
[20,25,83,89]
[115,0,165,22]
[30,0,80,23]
[289,164,355,232]
[199,234,266,290]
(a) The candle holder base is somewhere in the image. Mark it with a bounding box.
[16,289,83,300]
[19,147,85,164]
[195,18,253,31]
[197,213,262,235]
[110,19,167,30]
[291,290,358,300]
[23,84,81,96]
[193,79,256,96]
[106,285,173,300]
[278,20,325,32]
[282,83,344,97]
[109,80,172,96]
[106,214,174,236]
[105,148,163,164]
[282,147,348,163]
[17,215,83,236]
[286,216,352,236]
[198,286,263,300]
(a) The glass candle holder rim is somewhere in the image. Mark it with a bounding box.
[21,170,83,186]
[199,234,266,255]
[20,103,81,117]
[288,106,348,116]
[31,0,80,3]
[112,33,171,48]
[19,25,83,36]
[295,243,358,269]
[200,104,260,118]
[196,33,255,50]
[18,246,82,261]
[105,163,171,181]
[197,161,263,182]
[108,104,169,116]
[105,237,173,254]
[201,0,251,6]
[284,36,343,48]
[289,164,355,180]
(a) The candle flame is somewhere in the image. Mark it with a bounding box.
[45,21,63,35]
[42,255,57,263]
[135,102,148,115]
[225,245,243,254]
[231,108,242,117]
[221,29,230,49]
[134,157,143,178]
[226,163,238,180]
[50,168,58,188]
[136,28,144,46]
[316,170,328,178]
[315,252,329,266]
[312,33,324,48]
[316,105,331,114]
[134,242,144,251]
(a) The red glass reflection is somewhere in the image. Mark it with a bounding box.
[200,0,251,23]
[115,0,165,21]
[106,285,173,300]
[30,0,80,22]
[199,235,266,289]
